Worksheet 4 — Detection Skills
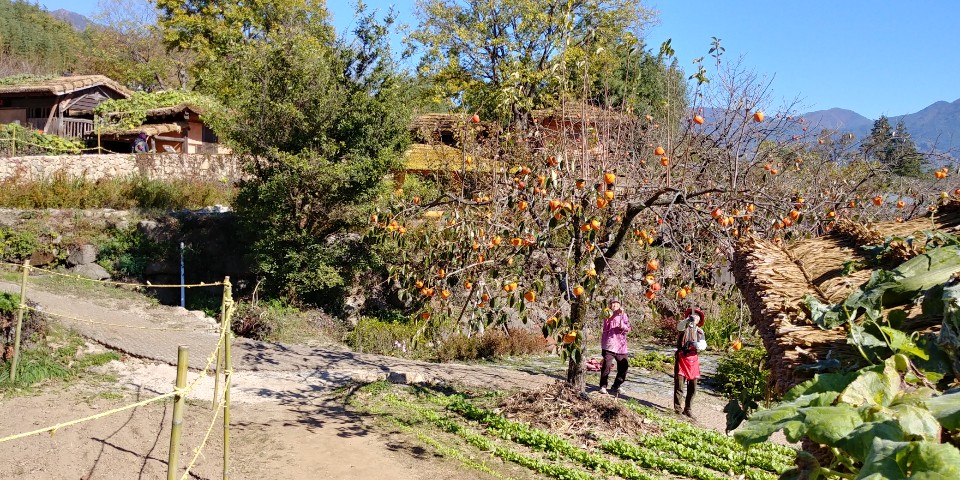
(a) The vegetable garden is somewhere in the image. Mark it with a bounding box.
[348,381,796,480]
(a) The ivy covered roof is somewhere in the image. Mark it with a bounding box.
[93,90,223,131]
[0,74,131,97]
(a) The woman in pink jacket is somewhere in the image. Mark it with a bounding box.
[599,298,631,395]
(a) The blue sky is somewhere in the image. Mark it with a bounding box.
[38,0,959,119]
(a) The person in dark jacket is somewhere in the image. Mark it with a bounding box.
[674,307,707,418]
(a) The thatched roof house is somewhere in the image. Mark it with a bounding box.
[0,74,130,137]
[0,75,130,97]
[732,204,960,394]
[92,94,227,154]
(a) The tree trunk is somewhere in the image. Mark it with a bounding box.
[565,297,588,392]
[566,353,586,391]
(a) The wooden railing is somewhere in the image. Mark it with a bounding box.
[59,118,94,138]
[23,117,94,138]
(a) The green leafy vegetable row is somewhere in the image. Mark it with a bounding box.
[385,394,598,480]
[627,403,797,464]
[599,439,728,480]
[446,398,663,480]
[634,433,778,480]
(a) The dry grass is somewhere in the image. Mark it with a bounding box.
[496,381,658,442]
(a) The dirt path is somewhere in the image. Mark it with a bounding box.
[1,275,742,478]
[0,377,469,480]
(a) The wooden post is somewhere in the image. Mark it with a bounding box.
[95,113,102,154]
[222,276,233,480]
[167,346,188,480]
[212,277,229,409]
[9,260,30,382]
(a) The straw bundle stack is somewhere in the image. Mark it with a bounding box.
[733,201,960,394]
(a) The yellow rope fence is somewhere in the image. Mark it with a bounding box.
[0,331,225,445]
[0,391,176,443]
[0,262,224,288]
[180,383,227,480]
[0,137,142,155]
[22,304,210,332]
[1,261,237,479]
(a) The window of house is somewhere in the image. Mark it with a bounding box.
[29,106,51,119]
[201,124,219,144]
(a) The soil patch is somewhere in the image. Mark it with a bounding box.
[497,381,658,441]
[0,358,482,480]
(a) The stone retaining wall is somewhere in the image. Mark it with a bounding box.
[0,153,245,183]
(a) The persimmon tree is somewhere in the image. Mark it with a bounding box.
[376,41,950,391]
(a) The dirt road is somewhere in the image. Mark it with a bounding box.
[0,275,735,478]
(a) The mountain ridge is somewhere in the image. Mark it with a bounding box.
[49,8,91,31]
[798,100,959,154]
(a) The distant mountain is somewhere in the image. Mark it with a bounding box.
[889,99,960,152]
[50,9,91,31]
[801,108,873,134]
[799,101,960,156]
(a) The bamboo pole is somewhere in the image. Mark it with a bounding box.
[9,260,30,382]
[222,276,233,480]
[167,346,188,480]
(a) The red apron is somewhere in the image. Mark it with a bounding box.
[677,351,701,380]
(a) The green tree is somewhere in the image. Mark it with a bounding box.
[862,115,892,164]
[581,38,687,120]
[0,0,83,75]
[410,0,656,124]
[862,116,926,177]
[156,0,333,93]
[889,120,926,177]
[158,1,411,306]
[82,0,192,90]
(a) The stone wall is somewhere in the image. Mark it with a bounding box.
[0,153,245,183]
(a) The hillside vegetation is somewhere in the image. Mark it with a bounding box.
[0,0,82,74]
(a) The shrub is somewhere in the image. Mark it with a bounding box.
[347,316,430,359]
[0,227,39,261]
[231,300,335,344]
[479,329,546,358]
[715,346,769,405]
[434,333,479,362]
[1,293,47,359]
[435,328,546,362]
[0,174,235,210]
[97,227,168,278]
[0,123,83,155]
[647,313,680,346]
[702,298,749,349]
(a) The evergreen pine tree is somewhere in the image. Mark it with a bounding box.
[889,120,926,177]
[862,116,926,177]
[862,115,892,163]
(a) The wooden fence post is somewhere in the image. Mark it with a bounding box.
[222,276,233,480]
[212,276,230,409]
[167,345,188,480]
[9,260,30,382]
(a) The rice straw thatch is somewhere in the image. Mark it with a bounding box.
[0,75,131,97]
[733,202,960,394]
